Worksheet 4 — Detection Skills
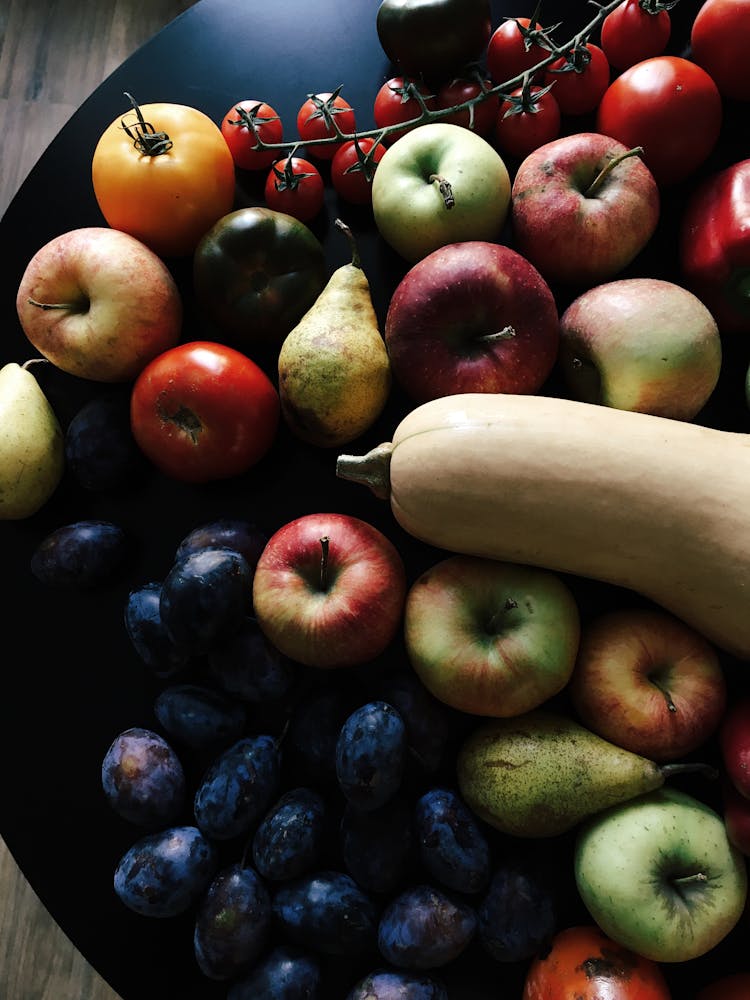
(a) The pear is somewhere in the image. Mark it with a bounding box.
[277,219,391,448]
[456,707,713,838]
[0,361,65,519]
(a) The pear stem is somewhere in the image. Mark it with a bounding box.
[429,173,455,209]
[21,358,49,371]
[584,146,645,198]
[336,443,393,500]
[660,762,719,781]
[334,217,361,269]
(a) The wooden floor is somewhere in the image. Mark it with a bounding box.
[0,4,198,995]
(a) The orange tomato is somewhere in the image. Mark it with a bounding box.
[696,972,750,999]
[523,925,671,1000]
[92,97,236,258]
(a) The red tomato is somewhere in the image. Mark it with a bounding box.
[600,0,672,70]
[220,99,283,171]
[331,137,387,205]
[696,972,750,999]
[130,341,280,484]
[373,76,437,144]
[264,157,325,222]
[296,88,356,159]
[543,42,610,116]
[436,76,498,137]
[596,56,723,185]
[691,0,750,101]
[494,82,561,159]
[523,925,672,1000]
[486,17,549,85]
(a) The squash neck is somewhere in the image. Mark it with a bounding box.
[336,442,393,500]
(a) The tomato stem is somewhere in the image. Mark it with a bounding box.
[120,93,174,157]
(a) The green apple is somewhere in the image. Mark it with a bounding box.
[371,122,511,264]
[558,277,722,421]
[0,361,64,519]
[403,555,580,716]
[574,786,747,963]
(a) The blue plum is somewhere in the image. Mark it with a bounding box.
[377,885,477,969]
[209,617,297,703]
[272,870,378,956]
[124,581,191,678]
[64,391,146,491]
[193,862,271,980]
[31,519,128,588]
[340,794,413,895]
[175,517,267,574]
[101,726,185,828]
[370,671,454,774]
[154,683,246,752]
[414,787,491,894]
[336,701,406,811]
[227,944,322,998]
[477,858,557,962]
[346,969,449,999]
[252,787,326,881]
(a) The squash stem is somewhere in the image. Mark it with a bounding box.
[336,443,393,500]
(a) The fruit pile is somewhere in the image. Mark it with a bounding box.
[4,0,750,997]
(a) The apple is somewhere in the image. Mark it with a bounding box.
[569,607,727,762]
[574,785,748,963]
[558,277,722,421]
[403,555,580,717]
[16,227,182,382]
[384,241,559,403]
[719,697,750,798]
[252,512,407,669]
[510,132,660,287]
[722,779,750,857]
[371,122,511,264]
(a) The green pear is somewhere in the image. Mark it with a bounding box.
[456,707,711,838]
[0,361,65,519]
[277,220,391,448]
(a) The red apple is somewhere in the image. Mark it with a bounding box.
[252,513,407,669]
[403,555,580,717]
[16,227,182,382]
[569,607,727,762]
[719,697,750,798]
[384,241,559,404]
[510,132,660,287]
[722,778,750,856]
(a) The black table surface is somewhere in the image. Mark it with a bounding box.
[1,0,749,997]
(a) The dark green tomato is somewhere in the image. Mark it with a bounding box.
[376,0,492,83]
[192,207,327,354]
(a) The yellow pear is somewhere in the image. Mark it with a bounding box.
[277,220,391,448]
[0,361,65,519]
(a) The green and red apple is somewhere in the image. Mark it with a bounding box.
[558,277,722,420]
[403,555,580,716]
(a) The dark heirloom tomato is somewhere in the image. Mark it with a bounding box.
[376,0,492,83]
[192,206,327,353]
[523,925,672,1000]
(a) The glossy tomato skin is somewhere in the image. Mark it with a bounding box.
[543,43,610,116]
[691,0,750,101]
[486,17,548,86]
[373,77,437,144]
[192,206,327,353]
[331,138,387,205]
[600,0,672,70]
[130,341,279,484]
[92,100,236,259]
[596,56,722,186]
[264,157,325,222]
[437,76,498,137]
[523,925,672,1000]
[296,92,356,160]
[220,99,283,171]
[495,84,561,160]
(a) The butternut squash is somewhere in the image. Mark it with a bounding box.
[336,393,750,659]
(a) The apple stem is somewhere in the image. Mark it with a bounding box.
[650,677,677,713]
[660,762,719,781]
[336,443,393,500]
[481,326,516,343]
[319,536,331,591]
[584,146,645,198]
[334,218,361,269]
[26,297,77,311]
[672,872,708,886]
[429,173,455,209]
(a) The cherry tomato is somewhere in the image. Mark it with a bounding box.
[486,17,549,86]
[130,341,280,484]
[543,41,610,116]
[494,81,561,160]
[264,157,325,222]
[296,88,356,160]
[522,925,672,1000]
[331,138,387,205]
[373,76,437,144]
[220,99,283,171]
[436,76,498,137]
[696,972,750,999]
[600,0,672,70]
[596,55,723,185]
[92,96,236,258]
[691,0,750,102]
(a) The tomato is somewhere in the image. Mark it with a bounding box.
[373,77,437,144]
[600,0,672,70]
[691,0,750,102]
[494,81,561,160]
[436,76,498,137]
[220,99,283,171]
[91,96,236,259]
[130,341,279,484]
[543,42,610,116]
[331,138,387,205]
[296,88,356,160]
[264,156,325,223]
[522,925,672,1000]
[486,17,549,86]
[696,972,750,999]
[596,56,723,186]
